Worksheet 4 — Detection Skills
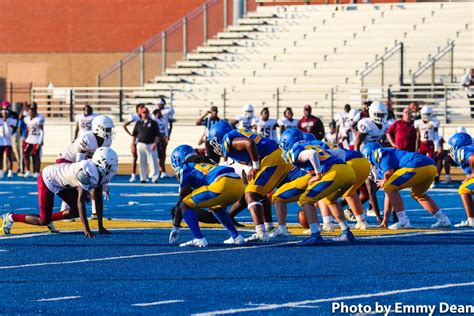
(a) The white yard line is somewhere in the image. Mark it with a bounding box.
[193,281,474,315]
[0,241,297,270]
[132,299,184,307]
[36,296,81,302]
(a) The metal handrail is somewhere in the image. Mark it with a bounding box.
[411,41,455,84]
[97,0,221,84]
[360,42,404,86]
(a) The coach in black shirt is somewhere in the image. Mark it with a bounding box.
[132,107,161,183]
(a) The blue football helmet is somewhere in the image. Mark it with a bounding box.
[279,128,304,153]
[208,121,233,156]
[448,132,472,159]
[360,142,382,161]
[303,132,316,142]
[170,145,196,172]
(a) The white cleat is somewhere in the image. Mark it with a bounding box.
[389,219,413,230]
[90,213,98,220]
[129,174,136,182]
[344,209,356,222]
[0,170,4,179]
[442,174,452,184]
[33,172,39,179]
[223,234,245,245]
[431,217,452,229]
[321,223,335,232]
[454,220,474,228]
[23,171,31,178]
[269,226,290,238]
[7,170,13,178]
[2,213,13,235]
[179,238,208,248]
[355,221,369,230]
[366,209,377,217]
[244,232,270,243]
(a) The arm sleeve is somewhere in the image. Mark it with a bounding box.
[298,149,322,174]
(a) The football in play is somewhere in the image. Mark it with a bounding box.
[298,209,309,229]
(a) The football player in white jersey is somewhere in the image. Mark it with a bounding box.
[251,107,278,141]
[0,109,17,178]
[74,104,98,139]
[230,103,255,130]
[414,106,439,159]
[156,97,174,139]
[354,101,389,150]
[353,101,389,222]
[57,115,115,222]
[324,120,338,145]
[23,103,45,178]
[2,147,118,238]
[124,103,145,182]
[277,107,299,136]
[335,104,352,147]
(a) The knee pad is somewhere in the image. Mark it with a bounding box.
[247,201,263,210]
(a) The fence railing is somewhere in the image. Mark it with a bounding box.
[97,0,241,88]
[360,42,404,87]
[32,84,473,125]
[412,41,455,85]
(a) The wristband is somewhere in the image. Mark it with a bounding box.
[252,161,260,169]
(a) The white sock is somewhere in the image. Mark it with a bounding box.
[433,210,446,220]
[323,216,333,224]
[338,221,348,231]
[264,222,274,231]
[309,223,320,235]
[397,211,408,222]
[355,214,366,222]
[256,224,267,234]
[468,217,474,224]
[8,214,13,222]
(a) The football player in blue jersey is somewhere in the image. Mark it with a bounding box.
[448,132,474,227]
[303,134,371,230]
[280,128,356,245]
[170,145,245,247]
[362,142,451,229]
[209,121,292,242]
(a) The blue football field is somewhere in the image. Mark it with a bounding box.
[0,176,473,315]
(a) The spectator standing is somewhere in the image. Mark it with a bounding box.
[335,104,351,145]
[324,120,337,144]
[153,108,172,178]
[23,103,44,178]
[0,109,16,178]
[132,107,161,183]
[410,102,421,121]
[196,105,222,163]
[157,97,175,138]
[124,103,145,182]
[297,104,325,140]
[2,101,19,170]
[251,107,278,141]
[74,104,98,138]
[461,68,474,118]
[386,106,417,151]
[360,101,371,119]
[277,107,298,137]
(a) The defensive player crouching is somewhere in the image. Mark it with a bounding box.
[170,145,245,247]
[280,128,356,245]
[57,115,115,222]
[448,132,474,227]
[362,143,451,229]
[2,147,118,238]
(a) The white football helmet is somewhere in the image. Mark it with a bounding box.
[92,147,119,180]
[243,103,254,118]
[348,109,361,123]
[92,115,115,140]
[369,101,388,125]
[420,106,433,121]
